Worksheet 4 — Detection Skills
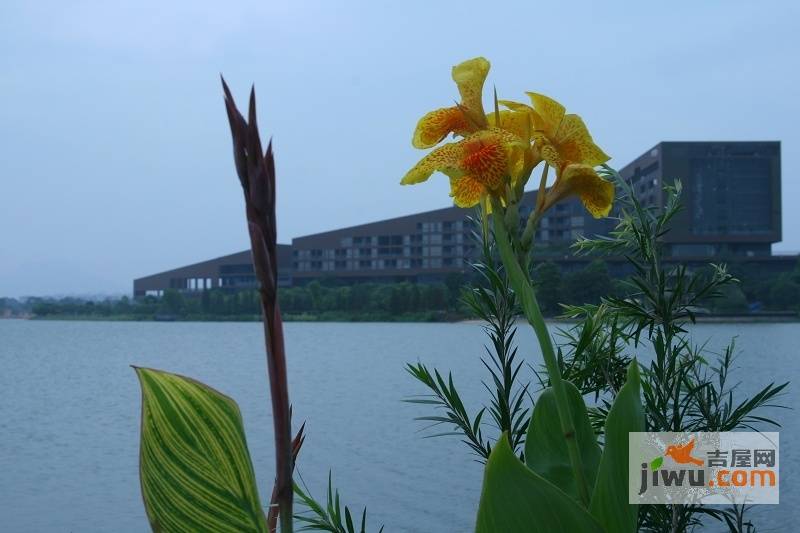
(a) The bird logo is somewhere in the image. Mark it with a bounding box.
[649,437,704,470]
[666,437,704,466]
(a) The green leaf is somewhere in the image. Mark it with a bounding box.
[524,381,602,502]
[649,456,663,471]
[589,361,645,533]
[476,434,604,533]
[135,367,268,533]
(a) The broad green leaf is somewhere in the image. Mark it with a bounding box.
[524,381,601,501]
[135,367,268,533]
[589,361,645,533]
[476,434,604,533]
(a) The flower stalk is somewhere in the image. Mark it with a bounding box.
[491,199,591,506]
[222,79,294,533]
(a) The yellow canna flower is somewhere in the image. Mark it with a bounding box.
[403,58,613,218]
[487,105,537,193]
[526,92,610,171]
[401,128,527,207]
[501,94,614,218]
[541,163,614,218]
[486,109,532,144]
[412,57,490,149]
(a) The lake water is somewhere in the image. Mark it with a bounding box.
[1,320,798,532]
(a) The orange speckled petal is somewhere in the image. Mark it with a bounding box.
[452,57,490,128]
[532,131,562,170]
[526,92,565,137]
[558,164,615,218]
[461,131,511,190]
[555,114,610,167]
[401,141,464,185]
[412,106,471,149]
[450,174,485,207]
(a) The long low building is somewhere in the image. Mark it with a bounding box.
[134,141,793,296]
[290,189,611,284]
[133,246,293,297]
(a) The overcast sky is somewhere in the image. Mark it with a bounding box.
[1,0,798,297]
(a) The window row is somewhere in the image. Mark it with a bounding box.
[294,257,466,272]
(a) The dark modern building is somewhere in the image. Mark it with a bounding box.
[619,141,781,258]
[133,141,792,295]
[289,191,610,285]
[133,246,293,297]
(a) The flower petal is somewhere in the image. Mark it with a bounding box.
[487,110,532,143]
[555,114,610,167]
[401,142,464,185]
[461,129,524,190]
[452,57,490,128]
[532,131,562,169]
[557,164,615,218]
[499,99,534,114]
[412,106,470,149]
[526,92,565,137]
[450,174,485,207]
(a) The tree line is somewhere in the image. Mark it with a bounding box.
[4,258,799,321]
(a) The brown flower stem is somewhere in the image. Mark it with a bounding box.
[222,78,294,533]
[268,423,306,532]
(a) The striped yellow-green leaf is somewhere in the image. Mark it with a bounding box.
[135,367,268,533]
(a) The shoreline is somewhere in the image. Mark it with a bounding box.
[6,313,798,324]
